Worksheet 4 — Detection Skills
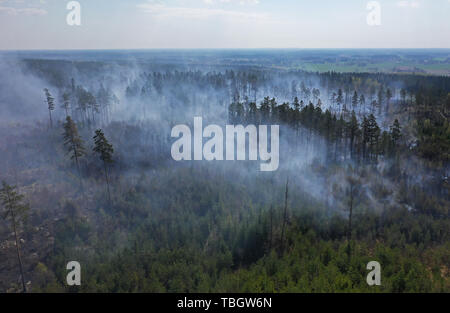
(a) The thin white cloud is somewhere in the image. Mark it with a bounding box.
[138,2,266,20]
[0,6,47,15]
[396,1,420,8]
[204,0,260,5]
[0,0,47,15]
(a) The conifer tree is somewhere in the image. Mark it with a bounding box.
[293,97,300,111]
[400,88,407,105]
[367,114,380,162]
[347,111,360,160]
[377,85,385,115]
[280,178,289,254]
[359,94,366,114]
[352,91,358,110]
[0,182,29,293]
[362,116,370,162]
[386,88,393,114]
[337,89,344,114]
[44,88,55,128]
[61,92,70,117]
[345,170,360,258]
[93,129,114,202]
[391,119,402,146]
[63,116,86,187]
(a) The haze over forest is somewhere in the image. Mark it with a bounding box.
[0,47,448,292]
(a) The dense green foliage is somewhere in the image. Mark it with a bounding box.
[0,59,449,293]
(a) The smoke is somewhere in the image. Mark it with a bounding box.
[0,51,440,226]
[0,54,49,123]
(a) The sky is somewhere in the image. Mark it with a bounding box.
[0,0,449,50]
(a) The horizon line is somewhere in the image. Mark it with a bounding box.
[1,48,450,52]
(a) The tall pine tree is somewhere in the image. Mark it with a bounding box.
[63,116,86,188]
[44,88,55,129]
[0,182,29,293]
[93,129,114,202]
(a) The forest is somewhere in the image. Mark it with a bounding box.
[0,51,448,293]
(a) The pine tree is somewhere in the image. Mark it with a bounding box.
[63,116,86,187]
[346,174,357,241]
[359,94,366,115]
[386,88,393,115]
[280,178,289,254]
[260,97,271,122]
[390,119,402,177]
[345,170,360,258]
[93,129,114,202]
[330,92,337,110]
[269,205,273,252]
[269,98,277,119]
[391,119,402,146]
[400,89,407,105]
[0,182,29,293]
[334,116,345,161]
[312,88,320,102]
[367,114,380,162]
[97,84,112,125]
[347,111,359,160]
[317,98,322,109]
[293,97,300,111]
[361,116,370,162]
[228,101,237,124]
[248,102,257,125]
[371,100,378,115]
[352,91,358,111]
[61,92,70,117]
[323,110,334,160]
[377,85,385,115]
[337,89,344,114]
[44,88,55,128]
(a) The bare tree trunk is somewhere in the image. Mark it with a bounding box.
[269,205,273,252]
[73,149,83,193]
[280,178,289,253]
[348,187,353,241]
[347,181,355,259]
[104,161,111,203]
[9,198,26,293]
[48,109,53,129]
